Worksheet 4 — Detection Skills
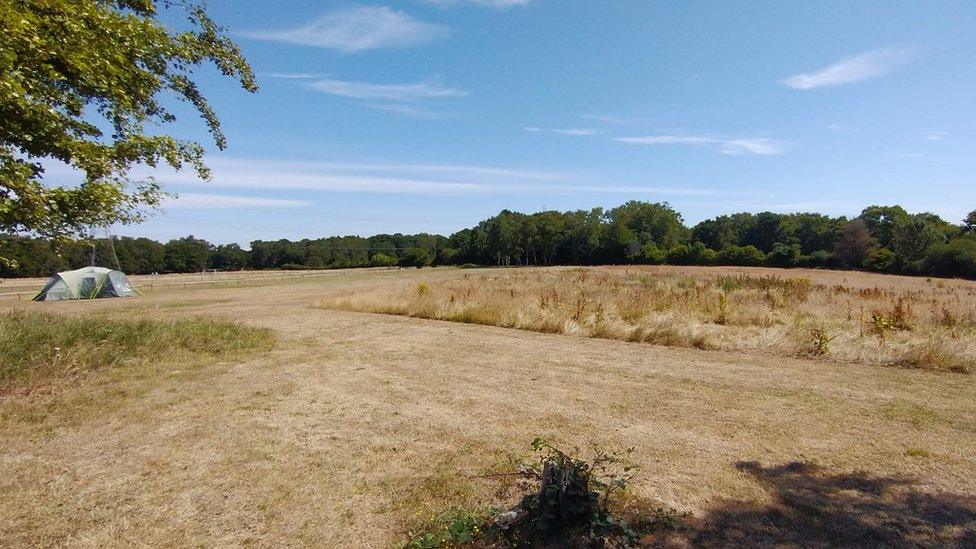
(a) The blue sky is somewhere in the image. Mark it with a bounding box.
[117,0,976,244]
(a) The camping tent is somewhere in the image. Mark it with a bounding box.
[32,266,138,302]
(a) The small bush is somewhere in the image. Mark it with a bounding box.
[369,253,398,267]
[923,239,976,278]
[806,328,835,356]
[667,242,716,266]
[401,247,434,268]
[716,245,765,266]
[404,438,681,548]
[765,242,801,267]
[641,244,666,265]
[797,250,835,268]
[865,247,898,272]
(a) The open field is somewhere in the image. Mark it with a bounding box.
[0,268,401,300]
[2,266,975,546]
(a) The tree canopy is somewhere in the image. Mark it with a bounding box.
[0,0,256,245]
[4,202,975,280]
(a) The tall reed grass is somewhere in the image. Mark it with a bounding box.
[319,268,976,373]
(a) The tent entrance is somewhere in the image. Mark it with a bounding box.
[80,276,98,298]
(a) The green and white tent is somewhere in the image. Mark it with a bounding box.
[32,266,138,302]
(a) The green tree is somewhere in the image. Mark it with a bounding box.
[400,247,433,268]
[765,242,801,267]
[923,239,976,278]
[211,243,248,271]
[715,245,764,266]
[743,212,793,253]
[163,235,212,272]
[864,247,897,272]
[0,0,256,246]
[606,201,688,262]
[369,253,398,267]
[891,214,944,271]
[859,205,908,249]
[965,210,976,234]
[791,213,842,255]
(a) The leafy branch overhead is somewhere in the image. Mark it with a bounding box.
[0,0,256,238]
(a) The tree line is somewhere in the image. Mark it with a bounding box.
[3,203,975,279]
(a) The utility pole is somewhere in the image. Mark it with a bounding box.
[105,226,122,270]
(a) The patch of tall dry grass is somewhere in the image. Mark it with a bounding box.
[317,268,976,373]
[0,311,276,393]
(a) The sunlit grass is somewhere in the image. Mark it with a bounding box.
[318,268,976,373]
[0,311,276,391]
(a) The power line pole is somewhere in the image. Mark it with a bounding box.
[105,226,122,270]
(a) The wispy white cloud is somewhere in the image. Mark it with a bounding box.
[261,72,322,80]
[676,199,859,214]
[925,131,947,141]
[552,128,603,136]
[891,152,949,162]
[38,156,745,198]
[356,102,453,119]
[240,6,448,52]
[112,157,745,198]
[579,114,633,126]
[165,193,311,210]
[266,74,467,117]
[614,135,788,155]
[781,47,914,90]
[421,0,531,8]
[306,78,468,101]
[523,126,603,137]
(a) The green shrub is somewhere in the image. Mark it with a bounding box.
[369,253,398,267]
[765,242,801,267]
[501,437,645,546]
[798,250,834,268]
[401,247,434,268]
[641,244,666,265]
[403,438,681,548]
[923,239,976,278]
[666,242,714,265]
[864,247,898,272]
[716,245,765,266]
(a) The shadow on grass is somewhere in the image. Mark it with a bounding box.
[672,461,976,548]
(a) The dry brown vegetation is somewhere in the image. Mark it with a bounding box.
[319,266,976,374]
[1,266,975,546]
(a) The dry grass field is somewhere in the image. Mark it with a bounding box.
[2,266,975,546]
[321,266,976,374]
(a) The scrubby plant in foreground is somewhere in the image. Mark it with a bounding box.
[502,437,641,546]
[405,438,682,548]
